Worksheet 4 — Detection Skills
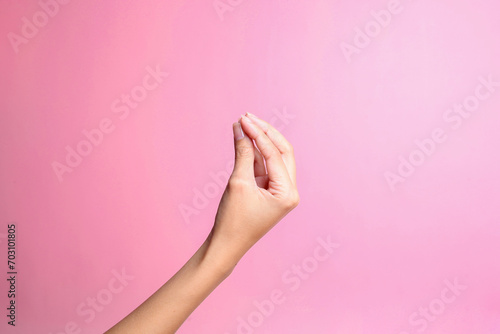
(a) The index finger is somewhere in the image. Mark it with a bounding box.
[239,115,293,189]
[245,112,297,187]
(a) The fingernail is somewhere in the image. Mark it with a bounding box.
[233,122,244,140]
[239,114,251,123]
[241,114,255,126]
[245,112,267,130]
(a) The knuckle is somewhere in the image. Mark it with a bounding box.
[269,128,293,153]
[283,141,294,154]
[283,189,300,209]
[227,177,248,190]
[236,144,253,157]
[261,144,280,159]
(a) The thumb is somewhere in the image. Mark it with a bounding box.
[232,121,255,181]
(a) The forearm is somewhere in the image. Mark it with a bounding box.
[105,231,242,334]
[105,113,298,333]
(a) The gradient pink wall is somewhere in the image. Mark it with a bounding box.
[1,0,500,333]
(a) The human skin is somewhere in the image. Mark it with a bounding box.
[104,112,299,333]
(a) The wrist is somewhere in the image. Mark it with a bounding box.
[200,230,251,277]
[198,235,237,279]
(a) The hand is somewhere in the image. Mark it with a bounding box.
[209,112,300,268]
[104,113,299,334]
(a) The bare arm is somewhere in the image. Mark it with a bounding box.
[105,113,299,333]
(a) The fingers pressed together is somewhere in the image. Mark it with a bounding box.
[232,113,297,191]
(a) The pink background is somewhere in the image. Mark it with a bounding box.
[1,0,500,333]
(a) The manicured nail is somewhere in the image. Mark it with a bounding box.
[245,112,267,130]
[241,115,261,135]
[233,122,244,140]
[239,114,252,123]
[241,114,255,125]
